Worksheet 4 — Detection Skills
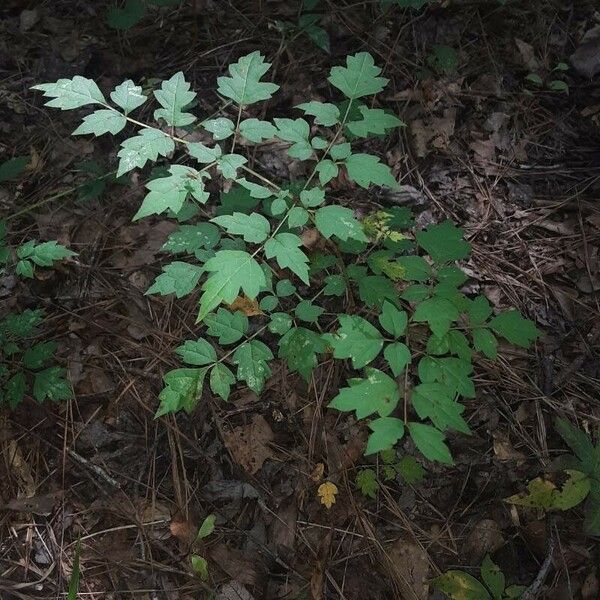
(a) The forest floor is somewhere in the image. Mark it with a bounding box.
[1,1,600,598]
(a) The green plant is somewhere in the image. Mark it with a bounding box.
[106,0,183,31]
[525,61,569,93]
[33,51,539,464]
[0,309,71,408]
[432,554,527,599]
[0,176,75,409]
[275,1,330,53]
[190,514,216,580]
[505,419,600,536]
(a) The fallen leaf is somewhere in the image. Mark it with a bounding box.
[317,481,338,509]
[310,463,325,482]
[223,414,275,474]
[465,519,505,563]
[228,295,262,316]
[217,580,255,600]
[387,538,430,600]
[210,544,261,586]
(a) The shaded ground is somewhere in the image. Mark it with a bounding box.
[1,0,599,598]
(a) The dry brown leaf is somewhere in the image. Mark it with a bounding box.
[310,463,325,482]
[387,538,430,600]
[223,414,275,474]
[228,295,262,316]
[210,544,261,586]
[465,519,505,563]
[492,432,526,462]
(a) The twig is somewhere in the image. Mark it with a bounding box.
[520,517,556,600]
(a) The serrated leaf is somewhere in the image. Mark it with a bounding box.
[187,142,222,163]
[217,51,279,106]
[416,220,470,263]
[134,165,209,220]
[411,382,470,434]
[395,256,432,281]
[23,341,58,370]
[468,296,493,326]
[489,310,540,348]
[431,570,491,600]
[1,309,44,337]
[384,342,411,377]
[323,274,345,296]
[15,259,33,278]
[203,117,235,140]
[6,372,26,409]
[358,275,398,309]
[473,328,498,359]
[316,159,338,185]
[163,223,220,254]
[356,468,379,498]
[300,187,325,208]
[236,177,274,198]
[365,417,405,455]
[407,422,453,464]
[212,212,270,243]
[264,233,310,284]
[330,142,351,160]
[156,368,206,416]
[216,154,247,179]
[345,153,397,189]
[33,367,71,403]
[294,300,324,323]
[204,308,248,344]
[412,296,460,338]
[239,118,276,142]
[328,52,389,99]
[147,261,203,298]
[329,368,399,419]
[232,340,273,393]
[278,327,327,380]
[397,456,425,485]
[73,109,126,136]
[153,71,196,126]
[318,481,338,509]
[210,363,235,401]
[198,250,265,321]
[378,301,407,337]
[268,312,293,335]
[322,314,383,369]
[110,79,147,114]
[17,240,76,267]
[274,118,312,159]
[481,555,505,600]
[418,356,475,398]
[176,338,217,366]
[117,128,175,176]
[347,106,405,137]
[315,205,368,242]
[287,206,309,227]
[295,101,340,126]
[32,76,106,110]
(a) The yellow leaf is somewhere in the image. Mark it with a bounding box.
[228,295,262,316]
[318,481,338,509]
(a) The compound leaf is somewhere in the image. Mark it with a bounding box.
[217,51,279,106]
[416,220,470,264]
[411,383,471,434]
[110,79,147,114]
[328,52,388,99]
[345,153,397,189]
[322,314,383,369]
[315,205,368,242]
[239,118,276,142]
[32,76,106,110]
[198,250,265,321]
[210,363,235,401]
[278,327,327,380]
[329,368,399,419]
[33,367,71,403]
[73,109,126,136]
[264,233,310,284]
[407,422,453,465]
[489,310,540,348]
[211,212,270,243]
[365,417,405,455]
[347,106,405,137]
[295,101,340,126]
[147,261,203,298]
[154,71,196,126]
[117,128,175,176]
[232,340,273,393]
[204,308,248,345]
[176,338,217,366]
